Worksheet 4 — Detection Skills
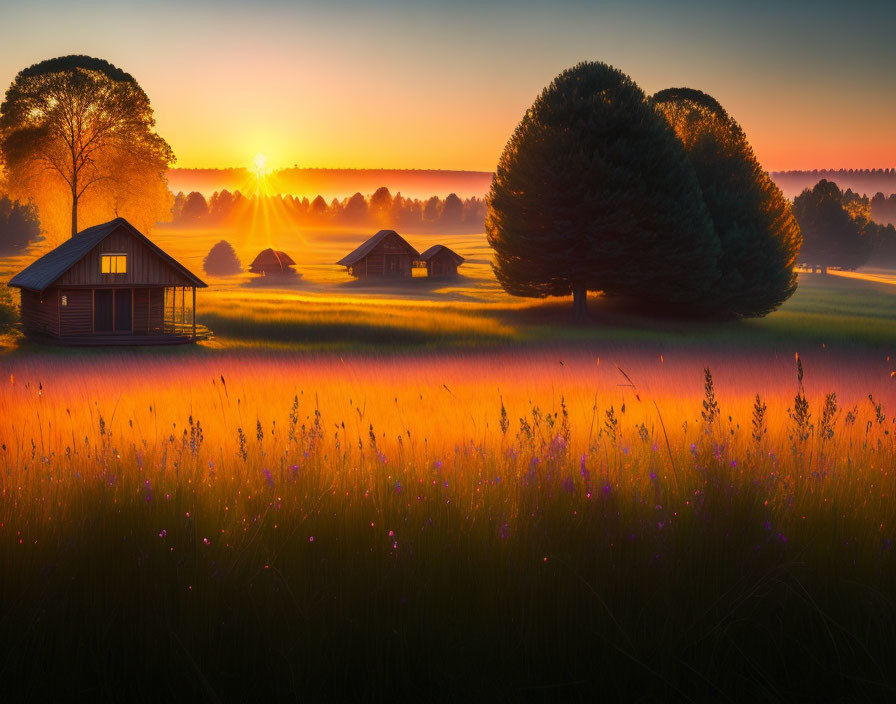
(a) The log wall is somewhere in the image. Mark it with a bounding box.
[20,289,60,336]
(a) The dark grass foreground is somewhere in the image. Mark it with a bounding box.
[2,354,896,702]
[3,441,896,702]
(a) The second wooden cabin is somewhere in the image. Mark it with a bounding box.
[418,245,464,278]
[337,230,419,279]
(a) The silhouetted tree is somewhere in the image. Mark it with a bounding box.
[310,195,328,218]
[653,88,801,318]
[209,189,235,221]
[0,194,42,253]
[179,192,209,221]
[423,196,442,222]
[793,180,871,272]
[203,240,242,276]
[0,55,174,239]
[342,192,368,223]
[369,186,392,224]
[171,192,186,221]
[441,193,463,227]
[487,62,719,320]
[870,192,896,225]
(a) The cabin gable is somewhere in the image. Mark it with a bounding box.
[53,224,198,288]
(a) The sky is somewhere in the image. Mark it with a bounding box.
[0,0,893,172]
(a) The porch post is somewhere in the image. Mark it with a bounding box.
[181,286,185,330]
[192,287,196,340]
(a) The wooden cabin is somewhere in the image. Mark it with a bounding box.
[7,218,207,345]
[418,245,464,278]
[337,230,419,279]
[249,248,296,276]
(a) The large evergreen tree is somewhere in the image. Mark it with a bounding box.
[652,88,801,318]
[487,62,719,319]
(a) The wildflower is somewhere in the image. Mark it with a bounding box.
[159,530,167,538]
[309,536,314,543]
[203,538,210,545]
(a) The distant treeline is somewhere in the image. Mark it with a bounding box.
[840,187,896,266]
[166,168,494,201]
[170,187,488,233]
[870,192,896,226]
[771,169,896,201]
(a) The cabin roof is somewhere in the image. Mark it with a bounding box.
[337,230,420,266]
[7,218,207,292]
[418,245,465,265]
[250,249,295,269]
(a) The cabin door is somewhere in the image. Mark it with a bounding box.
[386,255,399,276]
[115,289,132,332]
[94,289,132,333]
[94,289,113,332]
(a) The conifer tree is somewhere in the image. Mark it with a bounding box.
[653,88,802,317]
[487,61,719,319]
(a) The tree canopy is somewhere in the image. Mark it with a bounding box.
[0,55,174,241]
[652,88,801,318]
[487,61,720,319]
[793,180,871,272]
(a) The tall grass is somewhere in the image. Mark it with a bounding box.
[1,350,895,700]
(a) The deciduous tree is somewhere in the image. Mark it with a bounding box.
[0,55,174,241]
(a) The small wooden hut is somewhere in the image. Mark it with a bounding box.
[418,245,464,278]
[337,230,419,279]
[7,218,207,345]
[249,249,296,275]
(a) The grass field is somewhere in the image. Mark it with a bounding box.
[2,228,896,700]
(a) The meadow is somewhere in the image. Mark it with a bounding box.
[2,226,896,700]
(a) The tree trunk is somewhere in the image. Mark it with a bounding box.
[821,264,828,275]
[71,187,78,238]
[573,284,588,323]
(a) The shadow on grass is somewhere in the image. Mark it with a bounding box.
[198,311,510,348]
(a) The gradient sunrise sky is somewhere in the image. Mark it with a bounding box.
[0,0,893,172]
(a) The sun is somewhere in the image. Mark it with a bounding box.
[252,153,268,176]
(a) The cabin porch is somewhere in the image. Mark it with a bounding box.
[23,285,210,345]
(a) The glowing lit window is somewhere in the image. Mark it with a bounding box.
[61,295,68,307]
[101,254,127,274]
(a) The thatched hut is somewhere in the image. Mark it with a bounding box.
[249,249,296,276]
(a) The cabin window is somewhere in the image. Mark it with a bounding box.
[101,254,127,274]
[61,295,68,307]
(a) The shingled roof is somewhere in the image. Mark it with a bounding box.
[418,245,465,265]
[337,230,419,267]
[8,218,206,292]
